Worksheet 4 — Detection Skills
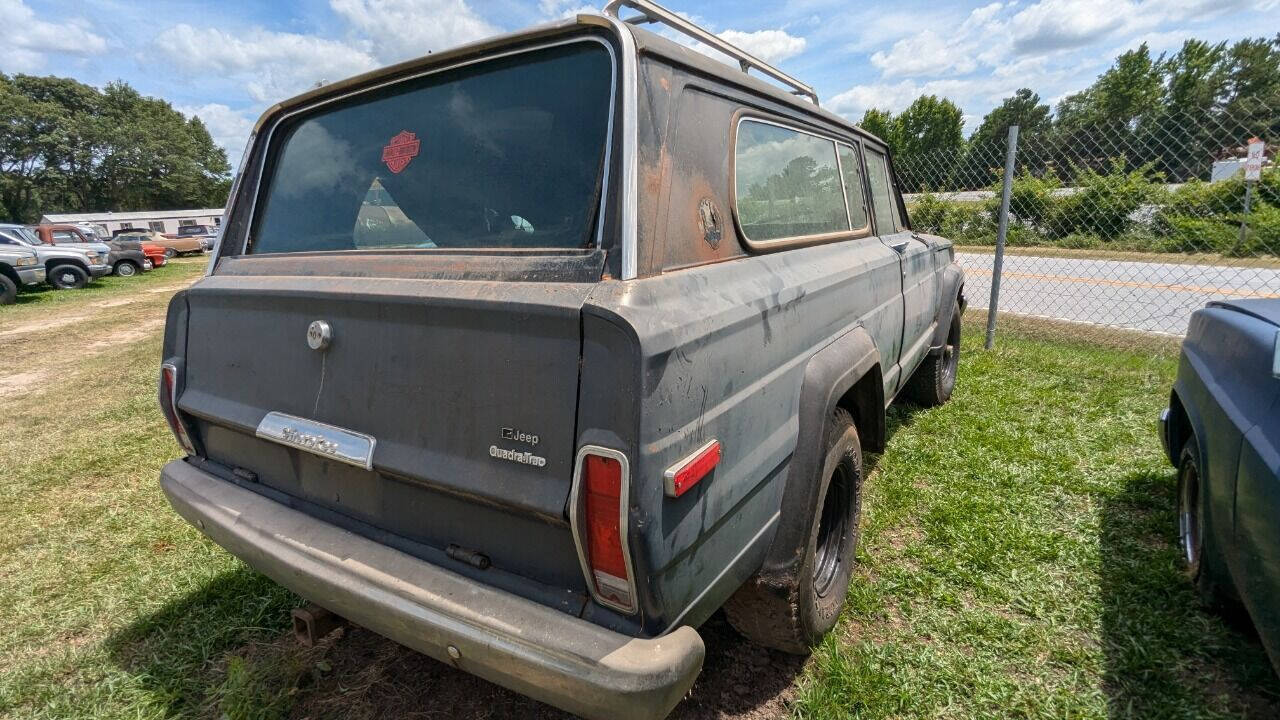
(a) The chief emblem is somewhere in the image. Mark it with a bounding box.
[381,130,421,174]
[307,320,332,351]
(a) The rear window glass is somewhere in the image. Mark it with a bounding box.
[734,119,849,243]
[865,150,902,234]
[250,41,614,255]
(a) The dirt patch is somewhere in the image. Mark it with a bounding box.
[0,370,48,395]
[0,314,88,339]
[84,317,166,350]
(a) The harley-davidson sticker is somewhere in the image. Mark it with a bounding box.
[381,131,420,174]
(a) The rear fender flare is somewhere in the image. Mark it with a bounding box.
[929,264,965,351]
[754,325,881,592]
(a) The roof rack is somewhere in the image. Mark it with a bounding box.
[602,0,819,106]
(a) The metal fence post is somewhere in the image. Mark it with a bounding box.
[985,124,1019,350]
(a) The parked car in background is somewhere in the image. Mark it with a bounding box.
[138,241,168,270]
[176,224,217,250]
[114,228,205,257]
[155,8,965,719]
[0,238,44,304]
[0,224,108,289]
[29,224,116,263]
[102,237,154,277]
[1161,298,1280,675]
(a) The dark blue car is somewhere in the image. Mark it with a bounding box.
[1161,298,1280,671]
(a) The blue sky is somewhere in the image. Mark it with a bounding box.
[5,0,1279,167]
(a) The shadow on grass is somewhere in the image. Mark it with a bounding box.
[1099,470,1280,718]
[103,566,297,718]
[105,568,806,719]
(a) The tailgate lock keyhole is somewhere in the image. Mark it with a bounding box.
[306,320,333,351]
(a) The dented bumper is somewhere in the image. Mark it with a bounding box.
[159,459,703,720]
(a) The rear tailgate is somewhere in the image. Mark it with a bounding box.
[178,269,593,596]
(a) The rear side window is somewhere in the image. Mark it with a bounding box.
[250,41,615,255]
[865,150,903,234]
[734,119,848,243]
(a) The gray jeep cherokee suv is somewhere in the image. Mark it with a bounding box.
[156,3,964,718]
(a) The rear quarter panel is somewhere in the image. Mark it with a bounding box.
[1175,307,1279,598]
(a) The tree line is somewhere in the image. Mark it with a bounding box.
[0,74,231,223]
[863,34,1280,193]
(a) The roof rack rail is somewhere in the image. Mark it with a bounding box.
[602,0,819,106]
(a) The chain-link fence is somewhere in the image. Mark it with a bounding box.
[896,106,1279,339]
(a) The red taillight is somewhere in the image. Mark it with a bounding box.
[159,363,196,455]
[572,447,636,614]
[664,439,721,497]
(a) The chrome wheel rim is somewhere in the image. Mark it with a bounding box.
[1178,459,1202,570]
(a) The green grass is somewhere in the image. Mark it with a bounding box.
[0,288,1276,718]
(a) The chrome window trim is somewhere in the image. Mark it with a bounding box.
[730,114,871,251]
[598,14,639,279]
[235,35,622,265]
[835,142,872,237]
[568,444,638,615]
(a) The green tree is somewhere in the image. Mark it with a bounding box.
[891,95,964,191]
[858,108,897,149]
[0,74,230,222]
[971,88,1051,147]
[1223,34,1280,139]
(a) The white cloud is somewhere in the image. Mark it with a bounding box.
[719,29,807,64]
[871,30,977,78]
[0,0,106,72]
[156,24,379,103]
[329,0,499,63]
[177,103,256,162]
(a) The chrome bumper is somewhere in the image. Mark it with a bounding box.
[159,460,703,720]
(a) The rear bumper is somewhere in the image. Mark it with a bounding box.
[159,460,703,720]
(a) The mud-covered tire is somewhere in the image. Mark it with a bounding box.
[48,264,88,290]
[0,274,16,305]
[905,311,960,407]
[724,408,863,654]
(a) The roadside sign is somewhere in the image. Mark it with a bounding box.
[1245,137,1265,181]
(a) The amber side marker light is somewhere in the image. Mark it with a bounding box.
[664,439,721,498]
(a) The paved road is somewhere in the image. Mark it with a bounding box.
[955,251,1280,335]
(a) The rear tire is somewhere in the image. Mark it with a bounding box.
[1178,438,1226,608]
[724,408,863,654]
[905,311,960,407]
[0,274,16,305]
[114,260,139,277]
[48,264,88,290]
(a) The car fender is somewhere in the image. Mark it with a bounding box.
[929,263,965,351]
[752,324,881,595]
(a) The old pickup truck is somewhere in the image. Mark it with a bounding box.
[156,2,964,718]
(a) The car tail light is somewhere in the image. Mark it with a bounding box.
[159,362,196,455]
[664,439,721,497]
[570,446,636,614]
